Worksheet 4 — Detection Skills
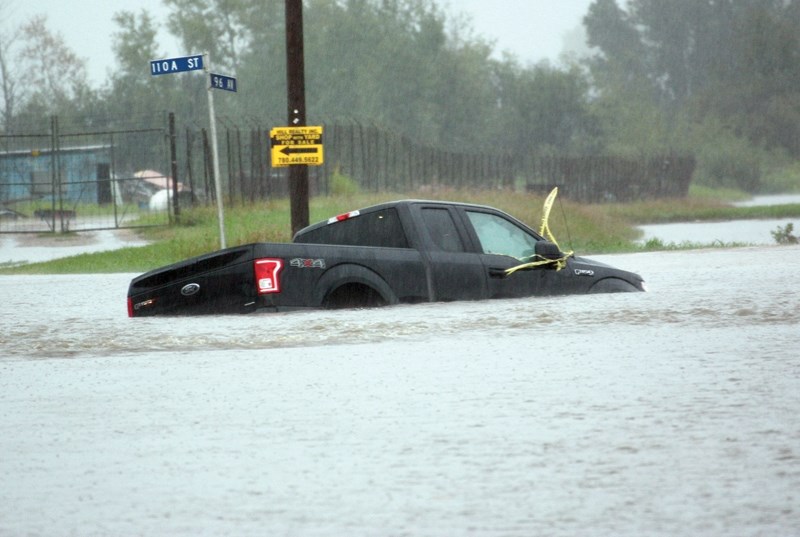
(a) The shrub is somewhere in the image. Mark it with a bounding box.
[771,223,798,244]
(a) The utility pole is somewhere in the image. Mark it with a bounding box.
[285,0,309,235]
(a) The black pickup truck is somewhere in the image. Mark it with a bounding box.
[127,198,645,316]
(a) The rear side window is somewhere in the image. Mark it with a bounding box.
[421,208,465,253]
[298,207,409,248]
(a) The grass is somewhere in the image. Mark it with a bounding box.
[2,187,799,275]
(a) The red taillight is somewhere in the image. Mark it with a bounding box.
[128,297,156,316]
[254,258,283,294]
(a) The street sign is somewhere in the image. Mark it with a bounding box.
[148,51,229,249]
[150,54,204,76]
[270,126,324,167]
[210,73,237,92]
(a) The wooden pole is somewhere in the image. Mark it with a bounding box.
[285,0,309,235]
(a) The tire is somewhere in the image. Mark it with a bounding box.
[313,264,399,308]
[323,283,387,309]
[589,278,639,294]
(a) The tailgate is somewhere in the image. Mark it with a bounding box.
[128,246,256,316]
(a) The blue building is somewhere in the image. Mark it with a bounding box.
[0,144,113,205]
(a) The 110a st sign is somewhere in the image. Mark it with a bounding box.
[150,54,204,76]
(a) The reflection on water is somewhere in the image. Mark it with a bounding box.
[732,193,800,207]
[1,246,799,536]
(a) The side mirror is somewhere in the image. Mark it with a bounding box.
[535,240,563,260]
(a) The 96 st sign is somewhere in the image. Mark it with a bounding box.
[210,73,237,92]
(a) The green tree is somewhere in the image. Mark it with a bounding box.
[584,0,800,162]
[701,4,800,156]
[106,9,208,127]
[164,0,254,73]
[97,0,601,159]
[1,15,96,130]
[0,12,20,131]
[494,60,598,155]
[584,0,650,95]
[298,0,501,146]
[162,0,285,122]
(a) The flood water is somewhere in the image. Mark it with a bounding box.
[1,245,799,536]
[0,229,150,266]
[637,217,797,246]
[638,194,800,246]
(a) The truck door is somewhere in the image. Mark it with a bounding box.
[461,208,579,298]
[414,206,488,301]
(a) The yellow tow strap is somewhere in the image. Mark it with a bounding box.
[505,187,573,276]
[539,186,560,246]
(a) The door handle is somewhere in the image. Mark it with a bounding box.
[488,267,508,279]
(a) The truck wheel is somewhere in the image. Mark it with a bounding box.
[323,283,387,309]
[589,278,639,293]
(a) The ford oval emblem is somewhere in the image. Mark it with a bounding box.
[181,283,201,296]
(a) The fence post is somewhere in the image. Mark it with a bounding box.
[169,112,180,221]
[236,128,244,204]
[225,127,234,204]
[50,116,63,233]
[185,128,195,200]
[202,128,211,199]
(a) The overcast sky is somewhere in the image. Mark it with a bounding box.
[4,0,594,86]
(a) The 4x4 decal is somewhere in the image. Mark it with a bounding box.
[290,258,326,269]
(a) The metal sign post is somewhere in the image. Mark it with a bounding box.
[150,52,237,250]
[204,52,226,249]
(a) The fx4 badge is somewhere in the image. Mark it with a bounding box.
[574,269,595,277]
[290,258,326,269]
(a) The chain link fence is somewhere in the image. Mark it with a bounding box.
[1,116,173,234]
[2,114,696,235]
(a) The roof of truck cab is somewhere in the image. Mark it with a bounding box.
[293,199,499,240]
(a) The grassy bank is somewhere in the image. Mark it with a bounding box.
[3,188,799,275]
